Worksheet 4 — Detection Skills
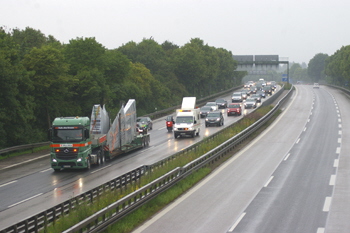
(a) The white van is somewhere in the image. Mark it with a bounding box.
[174,97,201,138]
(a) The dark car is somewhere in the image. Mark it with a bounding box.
[240,90,248,99]
[251,94,262,103]
[200,106,213,118]
[263,85,273,95]
[136,117,153,130]
[257,90,266,98]
[249,86,258,94]
[215,98,228,109]
[205,111,224,127]
[227,103,242,116]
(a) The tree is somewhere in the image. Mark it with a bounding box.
[308,53,328,83]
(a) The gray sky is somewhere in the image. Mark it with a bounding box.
[1,0,349,64]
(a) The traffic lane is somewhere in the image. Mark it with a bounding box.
[0,87,277,228]
[231,86,340,233]
[132,86,312,233]
[325,86,350,233]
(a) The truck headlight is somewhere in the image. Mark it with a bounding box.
[52,159,57,162]
[77,158,82,162]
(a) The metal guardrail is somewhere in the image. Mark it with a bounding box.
[0,85,286,233]
[0,142,49,156]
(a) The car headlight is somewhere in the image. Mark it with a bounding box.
[216,118,220,121]
[205,119,209,121]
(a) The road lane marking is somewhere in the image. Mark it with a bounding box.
[284,153,290,161]
[264,176,274,187]
[329,175,336,186]
[90,164,112,174]
[296,138,300,144]
[339,130,342,135]
[323,197,332,212]
[8,193,43,208]
[339,124,342,128]
[317,228,325,233]
[158,127,166,130]
[338,138,341,143]
[0,180,17,188]
[229,212,246,232]
[1,154,50,170]
[336,147,341,154]
[40,168,52,173]
[338,118,341,123]
[303,127,307,132]
[334,159,339,167]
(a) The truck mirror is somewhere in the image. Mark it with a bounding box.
[194,120,197,124]
[85,129,90,139]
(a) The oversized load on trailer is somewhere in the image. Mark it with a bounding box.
[49,100,150,171]
[173,97,201,138]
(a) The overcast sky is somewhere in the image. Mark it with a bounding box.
[1,0,349,64]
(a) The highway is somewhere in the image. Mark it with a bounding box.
[132,85,350,233]
[0,88,278,230]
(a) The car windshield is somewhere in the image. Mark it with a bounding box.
[52,128,83,142]
[229,104,240,108]
[201,106,211,111]
[137,117,148,122]
[233,93,241,96]
[207,112,220,117]
[216,99,225,103]
[246,98,255,102]
[176,116,194,124]
[206,102,216,106]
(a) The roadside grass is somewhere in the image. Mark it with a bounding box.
[0,145,49,161]
[41,106,277,233]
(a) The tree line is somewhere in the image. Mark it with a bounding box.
[0,27,243,148]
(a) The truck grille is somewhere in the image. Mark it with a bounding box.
[55,148,78,160]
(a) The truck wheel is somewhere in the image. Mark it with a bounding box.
[101,154,105,164]
[86,158,91,170]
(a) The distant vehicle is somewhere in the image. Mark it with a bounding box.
[244,81,254,88]
[249,86,258,94]
[244,98,257,109]
[240,90,248,99]
[227,103,242,116]
[137,117,153,130]
[313,83,320,89]
[263,85,273,95]
[270,81,277,90]
[205,102,218,111]
[215,98,228,108]
[205,111,224,127]
[257,90,266,98]
[251,94,262,103]
[200,106,213,118]
[165,115,175,132]
[231,92,243,103]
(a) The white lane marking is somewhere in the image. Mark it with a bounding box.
[296,138,300,144]
[1,154,50,170]
[338,138,342,144]
[339,130,342,135]
[334,159,339,167]
[229,212,246,232]
[264,176,274,187]
[329,175,336,186]
[339,124,342,128]
[8,193,43,208]
[308,118,310,122]
[0,180,17,188]
[338,118,341,123]
[90,164,112,174]
[284,153,291,161]
[40,168,52,173]
[336,147,341,154]
[323,197,332,212]
[158,127,166,131]
[303,127,307,132]
[317,227,325,233]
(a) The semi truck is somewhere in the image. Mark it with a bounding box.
[49,99,150,171]
[173,97,201,138]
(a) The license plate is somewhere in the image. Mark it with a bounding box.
[63,165,71,168]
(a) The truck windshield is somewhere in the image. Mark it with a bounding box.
[52,128,83,142]
[176,116,193,124]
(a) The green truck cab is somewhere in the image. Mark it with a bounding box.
[49,116,105,171]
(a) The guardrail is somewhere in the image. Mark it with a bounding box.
[0,86,242,156]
